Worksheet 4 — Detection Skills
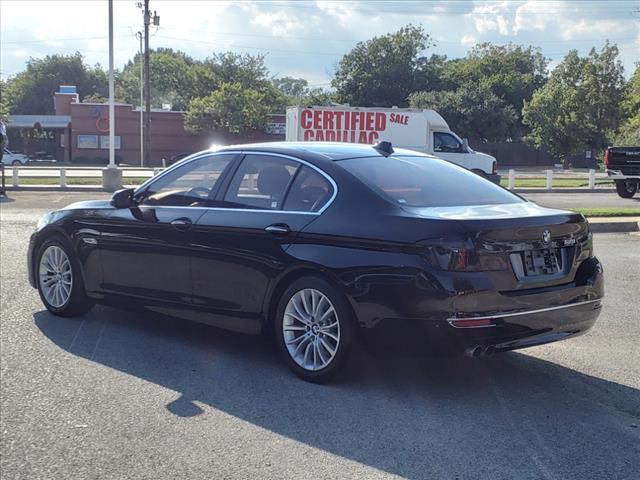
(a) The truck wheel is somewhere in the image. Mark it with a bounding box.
[615,180,637,198]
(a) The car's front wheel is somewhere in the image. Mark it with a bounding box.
[11,160,22,166]
[275,276,354,382]
[36,238,94,317]
[615,180,637,198]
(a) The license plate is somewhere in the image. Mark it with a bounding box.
[522,248,563,276]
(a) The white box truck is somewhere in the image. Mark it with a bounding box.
[285,106,500,183]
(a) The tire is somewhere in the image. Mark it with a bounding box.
[36,237,94,317]
[11,160,22,166]
[615,180,637,198]
[274,276,355,383]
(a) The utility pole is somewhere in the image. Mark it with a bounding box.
[136,31,144,167]
[143,0,151,167]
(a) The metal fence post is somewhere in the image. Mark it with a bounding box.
[0,164,5,196]
[588,169,595,189]
[546,169,553,190]
[508,169,515,190]
[12,167,19,187]
[60,168,67,188]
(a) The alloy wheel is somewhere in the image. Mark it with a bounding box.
[282,288,340,371]
[39,245,73,308]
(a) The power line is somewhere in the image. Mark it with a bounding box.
[154,35,343,56]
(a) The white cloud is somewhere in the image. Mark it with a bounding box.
[461,35,478,46]
[1,0,637,85]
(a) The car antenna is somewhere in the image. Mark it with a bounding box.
[373,141,394,157]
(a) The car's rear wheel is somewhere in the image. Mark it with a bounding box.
[615,180,637,198]
[275,276,354,382]
[11,160,22,166]
[36,239,94,317]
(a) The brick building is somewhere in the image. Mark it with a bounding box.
[6,86,284,166]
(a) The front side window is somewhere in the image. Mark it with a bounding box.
[139,154,234,207]
[434,132,464,153]
[341,155,522,208]
[224,155,299,210]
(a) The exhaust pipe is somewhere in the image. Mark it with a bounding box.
[464,345,484,358]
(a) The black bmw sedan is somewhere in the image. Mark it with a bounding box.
[28,142,604,381]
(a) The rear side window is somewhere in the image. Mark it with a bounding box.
[224,155,299,210]
[340,156,522,207]
[283,166,334,212]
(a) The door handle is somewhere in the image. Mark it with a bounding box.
[265,223,290,235]
[170,218,192,231]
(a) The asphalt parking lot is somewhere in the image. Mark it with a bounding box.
[1,191,639,480]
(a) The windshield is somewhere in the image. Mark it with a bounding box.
[341,155,522,208]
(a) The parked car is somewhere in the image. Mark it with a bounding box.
[28,142,603,382]
[2,148,29,166]
[604,146,640,198]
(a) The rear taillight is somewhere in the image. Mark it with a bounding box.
[449,318,493,328]
[604,149,610,168]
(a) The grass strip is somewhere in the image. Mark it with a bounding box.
[569,208,640,217]
[500,178,613,188]
[17,177,148,186]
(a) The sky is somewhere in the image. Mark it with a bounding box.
[1,0,639,87]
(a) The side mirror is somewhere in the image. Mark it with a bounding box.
[111,187,136,208]
[462,138,469,152]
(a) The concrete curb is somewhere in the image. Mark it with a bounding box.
[6,186,618,194]
[587,217,640,233]
[5,186,115,192]
[513,188,615,194]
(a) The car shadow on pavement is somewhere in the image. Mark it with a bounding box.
[34,306,640,480]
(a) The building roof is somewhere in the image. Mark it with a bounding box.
[6,115,71,129]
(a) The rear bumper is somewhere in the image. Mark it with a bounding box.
[357,256,604,355]
[486,173,501,185]
[607,170,640,180]
[445,298,602,352]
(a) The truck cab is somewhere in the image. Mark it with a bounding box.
[429,130,499,183]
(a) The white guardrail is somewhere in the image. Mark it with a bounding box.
[3,166,603,190]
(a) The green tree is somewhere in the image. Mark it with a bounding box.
[185,82,270,134]
[0,80,10,121]
[439,43,548,135]
[4,53,107,114]
[409,82,517,143]
[117,48,195,110]
[82,92,108,103]
[614,63,640,146]
[332,25,433,107]
[523,43,626,161]
[272,77,309,98]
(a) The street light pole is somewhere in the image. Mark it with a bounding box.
[102,0,122,191]
[108,0,115,169]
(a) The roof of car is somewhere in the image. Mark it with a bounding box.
[214,142,435,161]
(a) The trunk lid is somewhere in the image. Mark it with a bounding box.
[409,202,592,290]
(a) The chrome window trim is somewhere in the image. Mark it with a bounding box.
[446,298,601,326]
[135,150,338,216]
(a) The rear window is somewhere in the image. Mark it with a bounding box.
[340,156,522,207]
